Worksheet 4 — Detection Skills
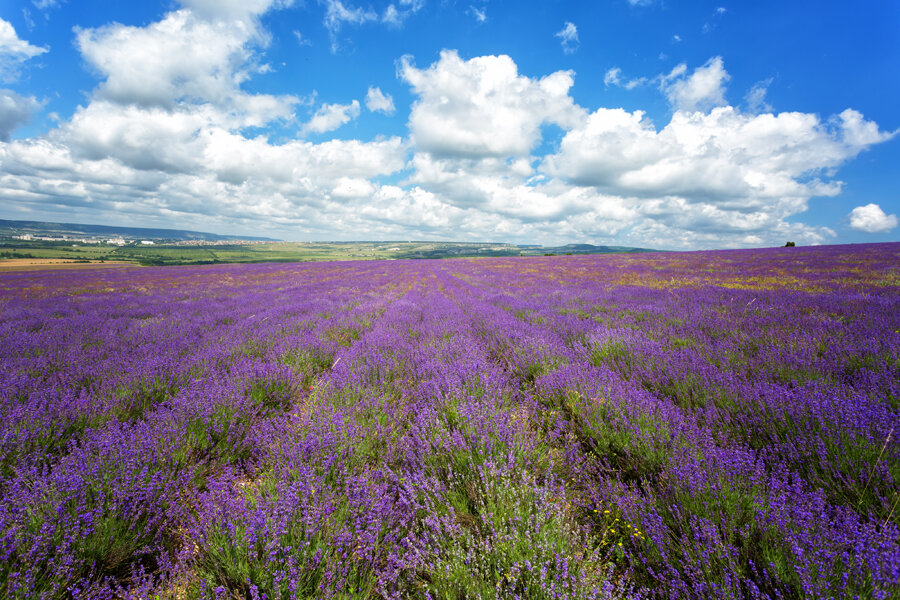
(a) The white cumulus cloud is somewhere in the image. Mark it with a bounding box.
[178,0,292,21]
[0,21,45,137]
[399,50,585,158]
[538,61,895,247]
[0,89,42,141]
[332,176,376,199]
[837,108,896,148]
[302,99,361,134]
[0,18,47,82]
[62,101,217,173]
[849,204,898,233]
[74,9,298,124]
[0,18,47,60]
[544,105,887,205]
[660,56,729,112]
[365,86,395,114]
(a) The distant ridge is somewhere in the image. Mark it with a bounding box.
[548,243,655,254]
[0,218,656,258]
[0,219,280,242]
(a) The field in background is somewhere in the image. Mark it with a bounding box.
[0,258,130,270]
[1,244,898,599]
[0,240,653,267]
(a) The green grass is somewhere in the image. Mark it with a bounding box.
[277,347,334,387]
[0,240,652,267]
[424,467,614,599]
[2,450,180,600]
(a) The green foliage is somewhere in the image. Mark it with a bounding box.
[186,483,379,599]
[3,455,179,600]
[111,376,182,423]
[552,389,680,482]
[588,339,636,377]
[277,347,333,387]
[324,324,363,347]
[245,376,298,416]
[168,404,257,476]
[424,468,614,599]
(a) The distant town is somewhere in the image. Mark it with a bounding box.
[11,233,269,247]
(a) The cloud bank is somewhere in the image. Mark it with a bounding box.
[0,3,896,248]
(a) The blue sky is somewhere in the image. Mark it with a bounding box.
[0,0,897,248]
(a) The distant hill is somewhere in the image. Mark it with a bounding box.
[392,241,655,259]
[0,218,656,267]
[541,243,656,254]
[0,219,280,242]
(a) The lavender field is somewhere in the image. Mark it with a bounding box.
[1,244,899,599]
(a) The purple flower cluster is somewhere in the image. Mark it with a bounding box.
[1,244,898,598]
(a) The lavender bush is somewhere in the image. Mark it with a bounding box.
[1,244,897,598]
